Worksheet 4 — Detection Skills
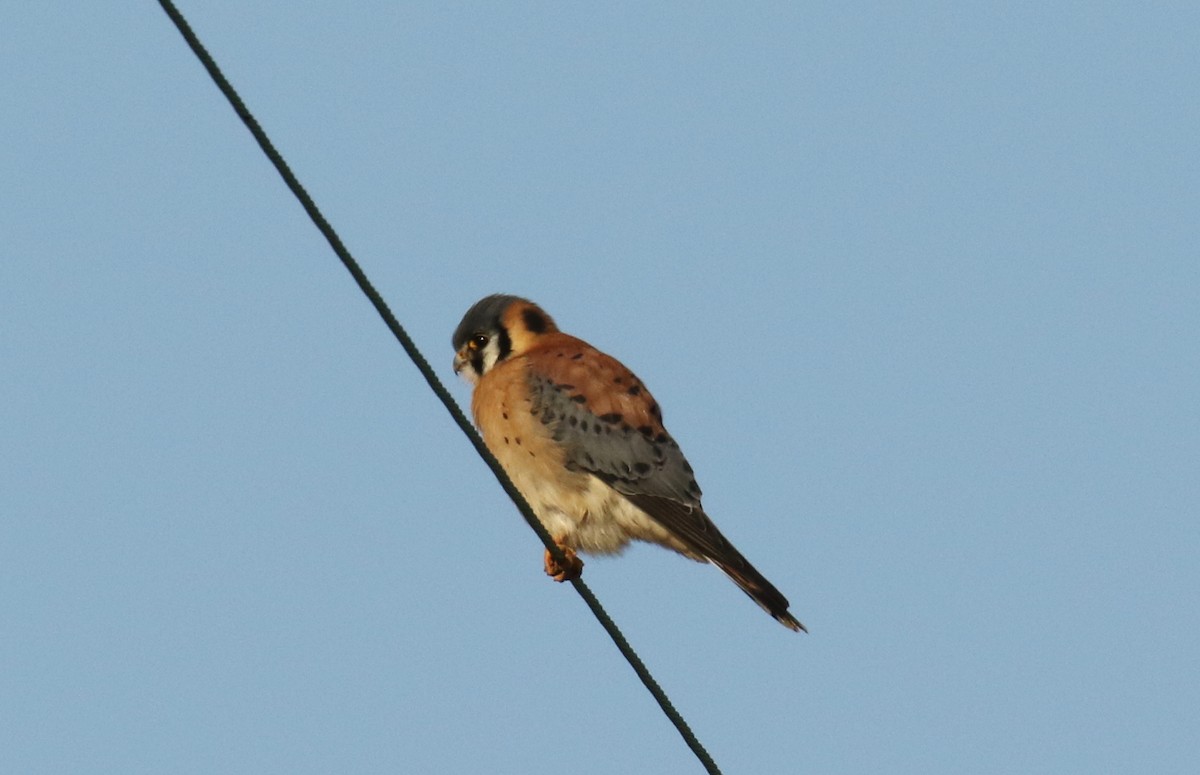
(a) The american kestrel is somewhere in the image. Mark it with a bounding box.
[452,294,804,632]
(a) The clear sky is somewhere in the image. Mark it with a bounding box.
[3,3,1197,773]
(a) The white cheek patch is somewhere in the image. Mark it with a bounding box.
[479,338,502,374]
[456,336,504,385]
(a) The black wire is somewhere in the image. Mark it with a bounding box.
[154,3,723,773]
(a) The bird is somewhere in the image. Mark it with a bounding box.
[452,294,805,632]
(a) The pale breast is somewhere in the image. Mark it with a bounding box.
[472,357,699,557]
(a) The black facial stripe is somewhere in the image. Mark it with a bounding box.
[496,326,512,361]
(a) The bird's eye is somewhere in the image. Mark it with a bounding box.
[468,334,489,351]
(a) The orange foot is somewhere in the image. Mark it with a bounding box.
[544,539,584,582]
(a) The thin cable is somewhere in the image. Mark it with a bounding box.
[154,3,722,773]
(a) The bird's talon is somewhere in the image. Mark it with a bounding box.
[544,542,583,582]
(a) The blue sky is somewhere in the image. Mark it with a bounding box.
[3,3,1197,773]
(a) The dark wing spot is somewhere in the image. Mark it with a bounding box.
[571,395,587,404]
[633,462,652,475]
[514,437,522,446]
[627,384,642,396]
[541,409,557,423]
[502,412,508,420]
[503,436,509,445]
[557,383,575,390]
[654,433,669,444]
[637,425,654,437]
[522,308,549,334]
[571,353,583,360]
[613,376,624,385]
[568,416,578,427]
[598,412,623,424]
[648,401,661,419]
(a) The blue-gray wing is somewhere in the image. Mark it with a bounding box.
[522,341,804,631]
[523,359,735,558]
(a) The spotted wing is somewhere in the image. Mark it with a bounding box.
[522,335,736,559]
[522,334,804,630]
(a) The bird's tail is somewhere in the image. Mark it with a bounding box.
[710,554,807,633]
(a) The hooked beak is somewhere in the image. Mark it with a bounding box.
[452,346,472,380]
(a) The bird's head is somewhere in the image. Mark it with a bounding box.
[452,294,559,384]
